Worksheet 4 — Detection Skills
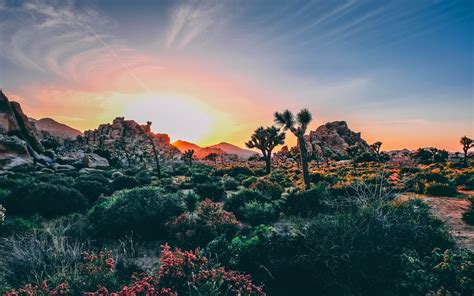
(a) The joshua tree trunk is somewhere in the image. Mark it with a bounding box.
[149,140,161,178]
[297,135,310,189]
[464,149,469,164]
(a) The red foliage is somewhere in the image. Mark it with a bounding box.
[3,281,68,296]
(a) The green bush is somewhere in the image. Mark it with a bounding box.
[224,190,270,220]
[462,197,474,225]
[4,183,88,218]
[242,201,279,226]
[74,180,108,203]
[218,199,453,295]
[88,186,184,239]
[242,176,258,188]
[284,186,330,217]
[191,174,211,184]
[252,179,283,200]
[425,183,458,197]
[419,172,450,184]
[79,173,110,185]
[223,177,240,191]
[110,175,140,192]
[195,183,225,202]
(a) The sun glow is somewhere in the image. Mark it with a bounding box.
[122,93,220,143]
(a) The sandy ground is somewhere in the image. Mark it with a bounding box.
[400,191,474,251]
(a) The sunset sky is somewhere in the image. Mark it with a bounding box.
[0,0,472,151]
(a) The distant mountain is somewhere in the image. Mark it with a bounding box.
[172,140,256,159]
[208,142,255,159]
[172,140,201,152]
[30,117,82,139]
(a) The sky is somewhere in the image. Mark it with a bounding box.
[0,0,472,151]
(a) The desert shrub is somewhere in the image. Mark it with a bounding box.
[79,173,110,185]
[224,190,270,220]
[354,152,377,163]
[419,172,450,184]
[134,171,152,185]
[242,201,279,226]
[251,179,283,200]
[4,183,88,218]
[168,199,241,248]
[462,197,474,225]
[110,175,139,192]
[284,186,330,217]
[0,216,42,238]
[88,186,184,239]
[228,166,254,177]
[195,182,225,202]
[215,199,453,295]
[455,172,474,190]
[242,176,258,188]
[425,183,458,197]
[223,177,240,191]
[73,180,108,203]
[191,173,211,184]
[400,248,474,295]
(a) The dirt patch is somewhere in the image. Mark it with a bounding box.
[400,192,474,251]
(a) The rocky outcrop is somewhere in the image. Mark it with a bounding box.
[82,117,179,165]
[83,153,109,169]
[305,121,370,160]
[0,90,46,169]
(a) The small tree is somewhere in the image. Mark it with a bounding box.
[183,149,195,166]
[204,153,219,164]
[346,145,361,168]
[369,141,382,156]
[246,126,285,174]
[274,109,312,189]
[460,136,473,164]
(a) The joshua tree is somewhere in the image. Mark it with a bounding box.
[460,136,473,164]
[274,109,312,189]
[370,141,383,156]
[137,122,161,178]
[346,145,361,168]
[183,149,195,166]
[246,126,286,174]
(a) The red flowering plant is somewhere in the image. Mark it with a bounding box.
[84,244,264,296]
[78,250,118,292]
[156,244,265,296]
[168,199,241,248]
[3,281,68,296]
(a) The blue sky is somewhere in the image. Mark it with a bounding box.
[0,0,472,150]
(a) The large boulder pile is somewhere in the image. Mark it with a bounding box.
[82,117,180,165]
[0,90,48,169]
[305,121,370,160]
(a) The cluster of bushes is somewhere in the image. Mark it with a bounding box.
[1,161,473,295]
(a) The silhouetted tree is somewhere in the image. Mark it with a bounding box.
[246,126,286,174]
[274,109,312,189]
[370,141,383,156]
[461,136,473,164]
[183,149,195,166]
[204,153,219,164]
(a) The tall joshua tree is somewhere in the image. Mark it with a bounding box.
[460,136,473,164]
[274,109,312,189]
[183,149,195,166]
[246,126,286,174]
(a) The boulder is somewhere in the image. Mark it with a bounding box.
[305,121,371,160]
[83,153,110,169]
[52,163,76,171]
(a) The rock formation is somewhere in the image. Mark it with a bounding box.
[0,90,47,169]
[82,117,180,165]
[304,121,370,160]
